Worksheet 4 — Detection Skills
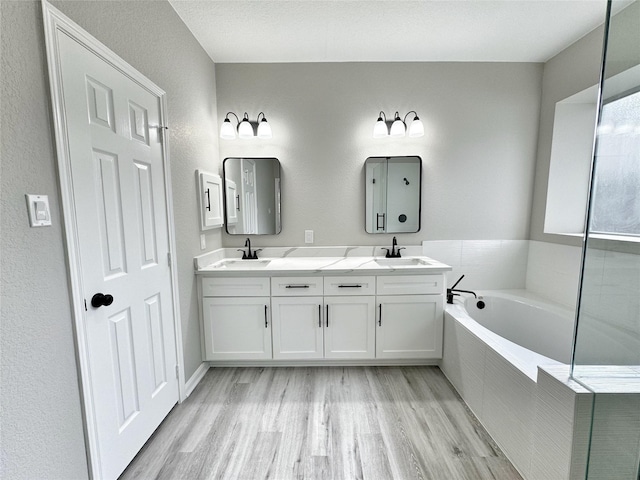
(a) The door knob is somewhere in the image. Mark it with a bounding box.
[91,293,114,308]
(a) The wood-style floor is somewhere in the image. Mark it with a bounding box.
[120,366,522,480]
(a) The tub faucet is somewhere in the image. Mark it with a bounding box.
[383,236,405,258]
[238,237,261,259]
[447,274,478,304]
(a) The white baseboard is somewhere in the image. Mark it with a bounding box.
[184,362,210,398]
[205,359,439,368]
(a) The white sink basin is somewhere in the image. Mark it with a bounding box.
[215,259,271,269]
[374,257,430,267]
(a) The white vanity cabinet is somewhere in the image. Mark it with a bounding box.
[375,275,444,359]
[197,262,448,364]
[271,277,324,360]
[271,297,324,359]
[201,277,272,360]
[270,276,376,360]
[324,295,376,359]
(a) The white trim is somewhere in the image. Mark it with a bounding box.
[41,2,185,477]
[184,363,210,398]
[159,92,188,404]
[206,359,440,368]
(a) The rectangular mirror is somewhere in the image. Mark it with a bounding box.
[365,156,421,233]
[223,157,282,235]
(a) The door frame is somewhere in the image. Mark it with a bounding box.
[41,2,186,477]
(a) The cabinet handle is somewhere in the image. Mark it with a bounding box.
[379,304,382,326]
[285,285,310,289]
[264,305,268,328]
[338,284,362,288]
[236,195,240,211]
[326,304,329,327]
[318,304,321,328]
[205,188,211,211]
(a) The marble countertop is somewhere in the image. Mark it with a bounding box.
[194,246,451,276]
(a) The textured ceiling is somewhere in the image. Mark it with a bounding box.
[168,0,611,63]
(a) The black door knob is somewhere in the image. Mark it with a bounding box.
[91,293,114,308]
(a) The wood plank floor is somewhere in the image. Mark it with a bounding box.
[120,366,522,480]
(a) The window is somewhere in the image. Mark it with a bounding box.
[590,89,640,237]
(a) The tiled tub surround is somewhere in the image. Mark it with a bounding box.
[422,239,582,309]
[442,292,588,480]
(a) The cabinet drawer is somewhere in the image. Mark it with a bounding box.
[324,276,376,295]
[271,276,323,296]
[376,275,443,295]
[202,276,270,297]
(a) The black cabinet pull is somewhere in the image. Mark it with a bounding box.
[379,304,382,326]
[338,284,362,288]
[236,195,240,211]
[264,305,268,328]
[318,305,321,328]
[326,304,329,327]
[285,285,310,289]
[205,188,211,211]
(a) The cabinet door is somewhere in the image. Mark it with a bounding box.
[225,178,238,225]
[271,297,323,360]
[198,171,224,230]
[324,296,375,359]
[202,297,272,360]
[376,295,443,359]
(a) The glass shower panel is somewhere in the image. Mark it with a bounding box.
[571,0,640,478]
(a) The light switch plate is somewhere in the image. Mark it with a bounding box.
[26,194,52,227]
[305,230,314,244]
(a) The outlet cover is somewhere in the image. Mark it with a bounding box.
[305,230,314,244]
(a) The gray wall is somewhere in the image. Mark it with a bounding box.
[0,1,219,478]
[216,62,543,248]
[529,26,605,245]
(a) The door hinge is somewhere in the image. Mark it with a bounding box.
[168,252,172,267]
[151,125,168,143]
[175,365,179,379]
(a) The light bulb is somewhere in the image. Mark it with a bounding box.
[257,118,272,139]
[390,113,405,137]
[373,116,388,138]
[408,116,424,137]
[238,114,254,138]
[220,118,236,139]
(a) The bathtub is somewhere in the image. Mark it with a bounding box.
[442,290,577,479]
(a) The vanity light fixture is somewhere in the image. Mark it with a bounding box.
[373,110,424,138]
[220,111,273,139]
[373,111,389,138]
[256,112,273,139]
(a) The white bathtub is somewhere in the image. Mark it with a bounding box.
[464,292,575,364]
[442,290,577,479]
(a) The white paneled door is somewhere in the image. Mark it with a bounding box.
[46,9,179,479]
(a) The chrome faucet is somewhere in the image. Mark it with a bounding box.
[238,237,261,259]
[382,236,405,258]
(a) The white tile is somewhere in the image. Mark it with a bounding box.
[587,394,640,480]
[481,348,535,478]
[531,369,578,479]
[526,241,582,308]
[422,240,462,267]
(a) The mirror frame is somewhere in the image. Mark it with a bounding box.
[364,155,422,234]
[222,157,282,235]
